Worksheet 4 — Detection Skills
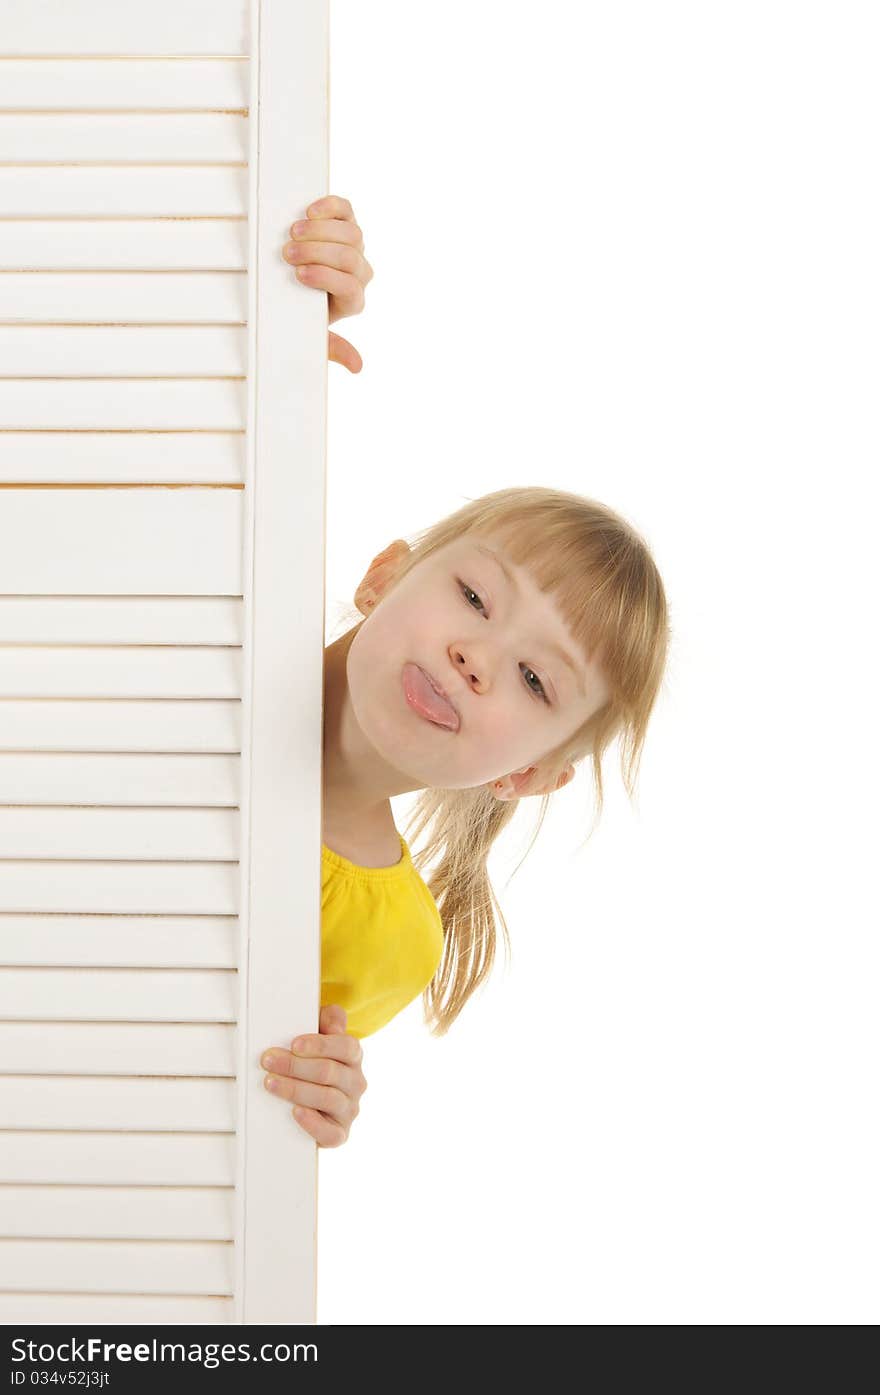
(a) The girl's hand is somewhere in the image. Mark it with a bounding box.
[282,194,374,374]
[259,1003,368,1148]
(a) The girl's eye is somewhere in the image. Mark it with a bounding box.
[458,581,550,704]
[521,665,549,703]
[460,582,486,614]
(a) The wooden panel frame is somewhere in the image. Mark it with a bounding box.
[232,0,328,1326]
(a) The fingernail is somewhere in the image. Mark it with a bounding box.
[261,1053,278,1070]
[292,1037,306,1053]
[292,221,308,235]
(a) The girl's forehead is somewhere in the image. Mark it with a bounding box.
[450,532,516,563]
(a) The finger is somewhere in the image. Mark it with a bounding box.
[319,1003,348,1034]
[285,1056,357,1099]
[290,1104,348,1148]
[305,195,355,224]
[293,264,366,317]
[262,1047,357,1098]
[283,239,370,286]
[290,217,365,252]
[328,331,363,374]
[290,1028,363,1067]
[264,1071,350,1119]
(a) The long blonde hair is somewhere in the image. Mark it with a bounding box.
[336,486,671,1036]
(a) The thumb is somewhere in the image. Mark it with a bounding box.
[319,1003,348,1035]
[327,331,363,374]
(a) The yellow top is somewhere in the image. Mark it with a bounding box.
[320,833,445,1039]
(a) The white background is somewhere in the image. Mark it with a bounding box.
[314,0,878,1324]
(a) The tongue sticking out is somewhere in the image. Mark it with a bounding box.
[403,663,460,731]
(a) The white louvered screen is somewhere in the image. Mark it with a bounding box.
[0,0,328,1325]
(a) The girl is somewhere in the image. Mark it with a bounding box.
[259,197,671,1149]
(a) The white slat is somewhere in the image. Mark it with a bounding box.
[0,1074,235,1129]
[0,702,240,751]
[0,969,236,1021]
[0,1239,234,1296]
[0,489,242,591]
[0,862,238,915]
[0,753,238,804]
[0,381,246,430]
[0,1292,232,1323]
[0,221,248,267]
[0,167,248,217]
[0,327,246,375]
[0,649,242,698]
[0,597,242,643]
[0,1131,236,1185]
[0,59,247,111]
[0,113,248,163]
[0,917,237,969]
[0,807,238,858]
[0,433,245,482]
[0,2,248,55]
[0,275,247,323]
[0,1186,233,1240]
[0,1022,235,1076]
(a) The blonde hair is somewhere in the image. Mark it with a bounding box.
[336,486,671,1037]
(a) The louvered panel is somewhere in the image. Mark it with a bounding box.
[0,433,245,483]
[0,807,237,858]
[0,649,241,697]
[0,58,247,111]
[0,381,245,430]
[0,275,247,322]
[0,1023,234,1076]
[0,1074,234,1129]
[2,2,248,55]
[0,862,237,914]
[0,220,246,269]
[0,968,236,1021]
[0,917,236,968]
[0,1240,233,1296]
[0,22,251,1312]
[0,701,239,750]
[0,113,248,163]
[0,490,241,590]
[0,0,327,1327]
[0,1186,233,1240]
[0,1293,231,1324]
[0,753,238,803]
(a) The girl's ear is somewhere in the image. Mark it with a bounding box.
[355,539,411,613]
[491,763,575,799]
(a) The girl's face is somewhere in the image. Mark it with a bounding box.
[345,534,612,791]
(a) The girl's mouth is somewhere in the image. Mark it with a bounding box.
[402,663,460,732]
